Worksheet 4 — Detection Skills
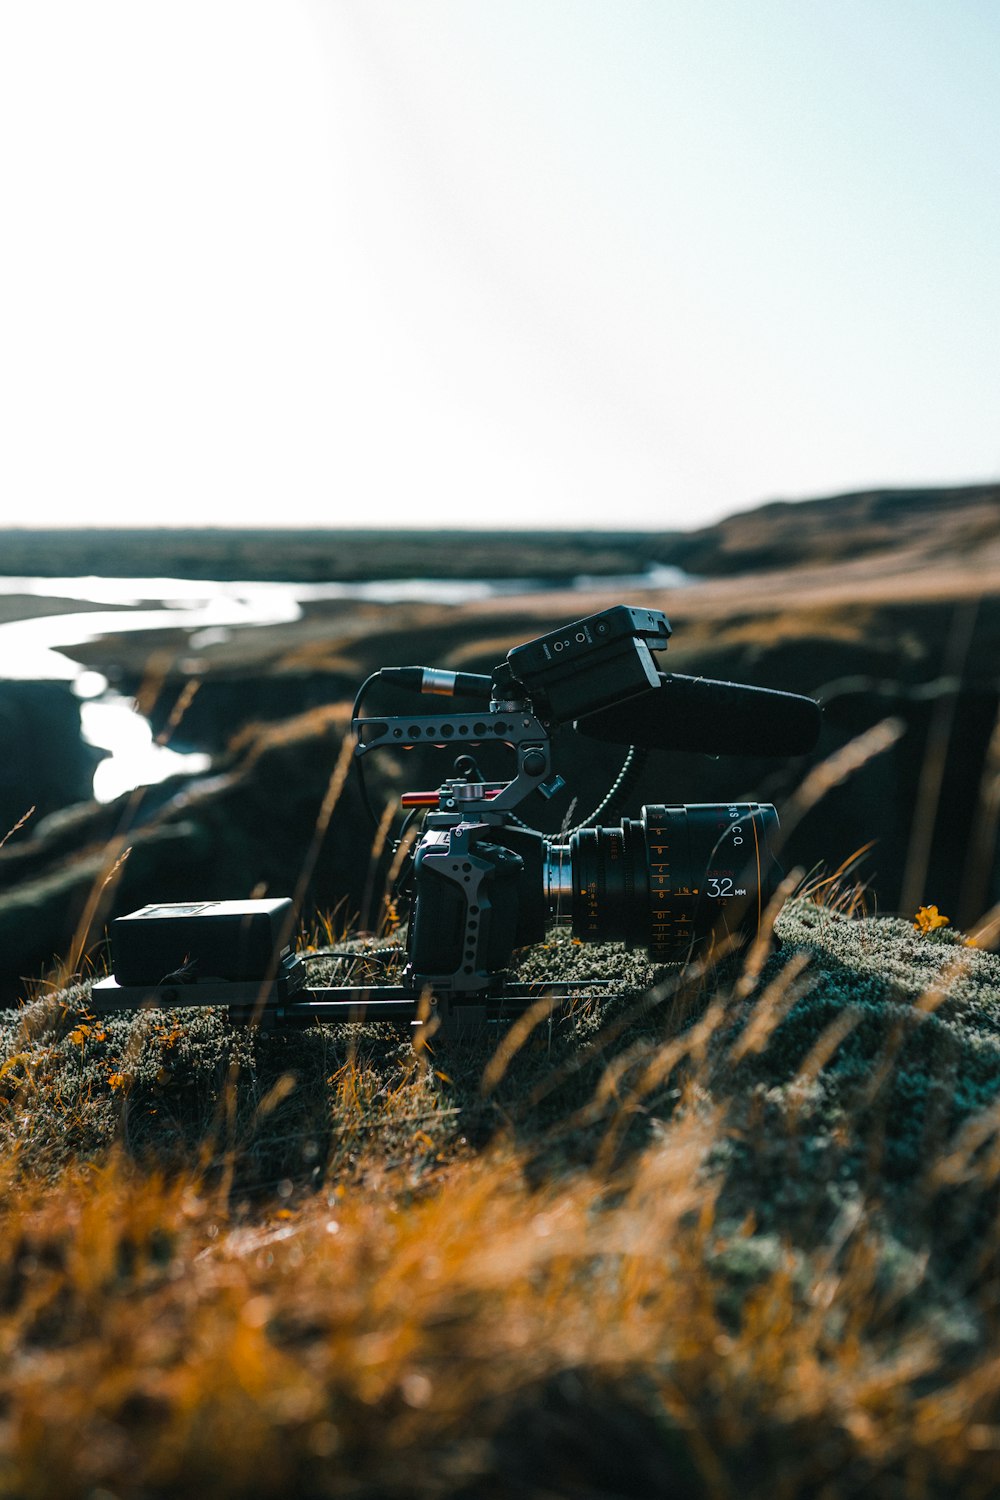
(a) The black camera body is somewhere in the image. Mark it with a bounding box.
[93,604,820,1033]
[404,802,779,999]
[354,603,818,1013]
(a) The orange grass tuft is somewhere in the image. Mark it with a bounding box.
[0,1089,996,1499]
[1,901,1000,1497]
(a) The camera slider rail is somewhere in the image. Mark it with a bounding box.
[88,964,616,1033]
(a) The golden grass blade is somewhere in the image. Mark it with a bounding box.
[154,677,201,746]
[56,840,132,988]
[779,718,906,845]
[481,992,562,1096]
[360,797,398,933]
[0,804,34,850]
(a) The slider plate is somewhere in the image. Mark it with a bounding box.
[86,976,614,1027]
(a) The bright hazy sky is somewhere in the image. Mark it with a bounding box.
[2,1,998,532]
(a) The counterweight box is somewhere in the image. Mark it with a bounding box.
[111,899,294,986]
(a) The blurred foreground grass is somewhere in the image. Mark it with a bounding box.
[0,904,999,1497]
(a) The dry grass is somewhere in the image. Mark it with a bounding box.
[3,590,1000,1493]
[0,901,998,1497]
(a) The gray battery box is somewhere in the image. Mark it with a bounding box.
[111,898,294,986]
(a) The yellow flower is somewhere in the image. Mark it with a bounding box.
[914,904,949,936]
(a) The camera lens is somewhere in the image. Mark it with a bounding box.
[548,803,779,960]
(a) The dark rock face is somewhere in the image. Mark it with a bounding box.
[0,707,377,1001]
[0,682,102,838]
[143,671,354,752]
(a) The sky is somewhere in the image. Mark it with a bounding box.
[1,0,998,533]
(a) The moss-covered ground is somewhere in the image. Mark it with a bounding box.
[0,901,998,1497]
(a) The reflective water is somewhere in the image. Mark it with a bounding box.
[77,693,212,803]
[0,566,691,801]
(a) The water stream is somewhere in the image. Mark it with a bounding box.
[0,566,691,801]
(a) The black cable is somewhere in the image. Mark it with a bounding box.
[396,806,422,843]
[569,744,648,832]
[351,671,383,830]
[376,805,425,922]
[508,745,647,838]
[307,947,403,967]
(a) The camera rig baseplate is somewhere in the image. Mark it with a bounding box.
[88,901,619,1038]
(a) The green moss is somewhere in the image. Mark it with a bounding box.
[5,901,1000,1287]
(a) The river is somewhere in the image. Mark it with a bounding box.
[0,566,691,801]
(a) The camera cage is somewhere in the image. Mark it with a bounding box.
[90,604,811,1037]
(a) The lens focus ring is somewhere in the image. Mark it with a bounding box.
[564,803,779,960]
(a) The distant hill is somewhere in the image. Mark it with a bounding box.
[661,482,1000,577]
[0,527,675,583]
[1,482,997,582]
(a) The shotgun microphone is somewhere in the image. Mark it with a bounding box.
[575,672,821,757]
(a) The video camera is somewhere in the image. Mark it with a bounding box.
[91,605,821,1035]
